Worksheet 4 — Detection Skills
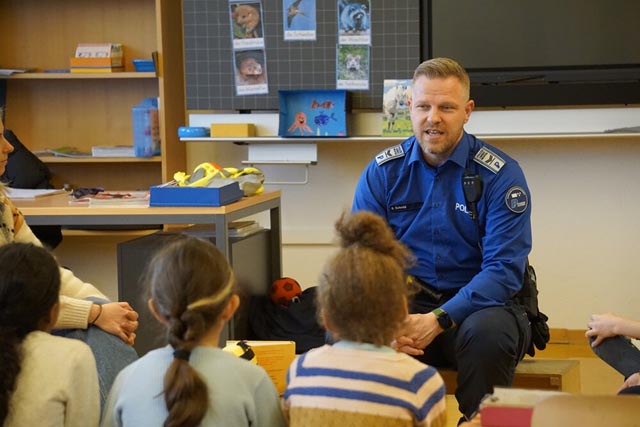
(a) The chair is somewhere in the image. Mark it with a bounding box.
[530,394,640,427]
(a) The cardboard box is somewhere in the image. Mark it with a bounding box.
[479,387,568,427]
[70,43,124,72]
[149,181,243,207]
[210,123,256,137]
[278,90,350,137]
[227,340,296,395]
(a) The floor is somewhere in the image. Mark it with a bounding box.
[443,329,623,427]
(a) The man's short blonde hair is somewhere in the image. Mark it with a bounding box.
[413,57,471,100]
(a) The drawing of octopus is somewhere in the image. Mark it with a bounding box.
[288,112,313,135]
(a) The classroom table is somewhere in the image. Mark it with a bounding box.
[13,190,283,277]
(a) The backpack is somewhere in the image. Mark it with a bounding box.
[1,129,63,249]
[249,286,326,354]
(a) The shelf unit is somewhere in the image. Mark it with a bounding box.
[0,0,186,190]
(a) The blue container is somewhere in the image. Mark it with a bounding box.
[278,90,350,137]
[132,59,156,72]
[149,182,244,207]
[132,98,160,157]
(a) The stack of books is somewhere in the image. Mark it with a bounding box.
[91,146,136,157]
[71,191,150,207]
[70,43,124,73]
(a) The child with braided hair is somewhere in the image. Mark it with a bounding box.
[101,235,286,427]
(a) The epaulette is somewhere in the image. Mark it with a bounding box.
[375,144,405,166]
[473,146,505,174]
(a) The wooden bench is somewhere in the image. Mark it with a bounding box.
[439,359,581,394]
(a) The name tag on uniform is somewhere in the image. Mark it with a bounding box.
[390,202,423,212]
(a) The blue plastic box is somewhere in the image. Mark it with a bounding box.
[132,98,160,157]
[278,90,349,137]
[132,59,156,72]
[149,182,244,207]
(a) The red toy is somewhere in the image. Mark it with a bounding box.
[270,277,302,306]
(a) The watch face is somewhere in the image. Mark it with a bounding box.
[437,312,452,329]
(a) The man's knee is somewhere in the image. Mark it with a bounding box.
[456,307,520,359]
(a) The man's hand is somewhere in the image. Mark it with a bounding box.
[586,313,621,347]
[92,302,139,346]
[392,313,442,355]
[618,372,640,394]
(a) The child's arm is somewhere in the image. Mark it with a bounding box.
[253,376,287,427]
[586,313,640,346]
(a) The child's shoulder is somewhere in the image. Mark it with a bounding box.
[22,331,95,370]
[25,330,93,356]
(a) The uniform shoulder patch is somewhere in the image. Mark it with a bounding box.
[505,186,528,213]
[375,144,405,166]
[473,147,505,174]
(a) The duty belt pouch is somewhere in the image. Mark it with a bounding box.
[513,261,550,356]
[409,276,454,313]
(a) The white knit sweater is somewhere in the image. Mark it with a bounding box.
[2,194,108,329]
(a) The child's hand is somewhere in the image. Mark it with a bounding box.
[618,372,640,394]
[586,313,622,347]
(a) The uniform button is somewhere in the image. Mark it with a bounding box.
[436,255,442,261]
[434,230,440,235]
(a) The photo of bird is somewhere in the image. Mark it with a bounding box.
[286,0,305,28]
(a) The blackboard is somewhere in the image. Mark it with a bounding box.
[183,0,421,111]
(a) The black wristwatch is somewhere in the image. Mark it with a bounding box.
[432,308,453,330]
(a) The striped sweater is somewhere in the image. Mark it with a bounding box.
[284,342,447,427]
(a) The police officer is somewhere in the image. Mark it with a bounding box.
[352,57,532,423]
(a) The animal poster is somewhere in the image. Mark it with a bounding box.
[229,1,265,50]
[234,49,269,95]
[382,79,412,136]
[283,0,317,41]
[337,0,371,45]
[336,45,369,90]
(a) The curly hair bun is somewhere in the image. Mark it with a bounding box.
[335,211,397,255]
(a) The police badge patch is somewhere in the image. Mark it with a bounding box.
[473,147,505,174]
[505,186,528,213]
[375,144,405,165]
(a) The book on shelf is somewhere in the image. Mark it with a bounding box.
[7,188,67,200]
[46,146,92,158]
[0,68,34,76]
[381,79,413,137]
[183,221,263,238]
[91,145,136,157]
[71,191,150,207]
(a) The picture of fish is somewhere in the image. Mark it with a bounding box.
[313,111,337,126]
[311,99,335,109]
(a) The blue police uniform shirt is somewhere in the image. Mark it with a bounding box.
[352,132,532,325]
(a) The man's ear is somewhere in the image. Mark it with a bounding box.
[221,294,240,321]
[148,298,168,325]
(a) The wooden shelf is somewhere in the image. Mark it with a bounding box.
[39,156,162,164]
[181,133,640,144]
[61,228,160,238]
[0,0,186,190]
[0,72,156,80]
